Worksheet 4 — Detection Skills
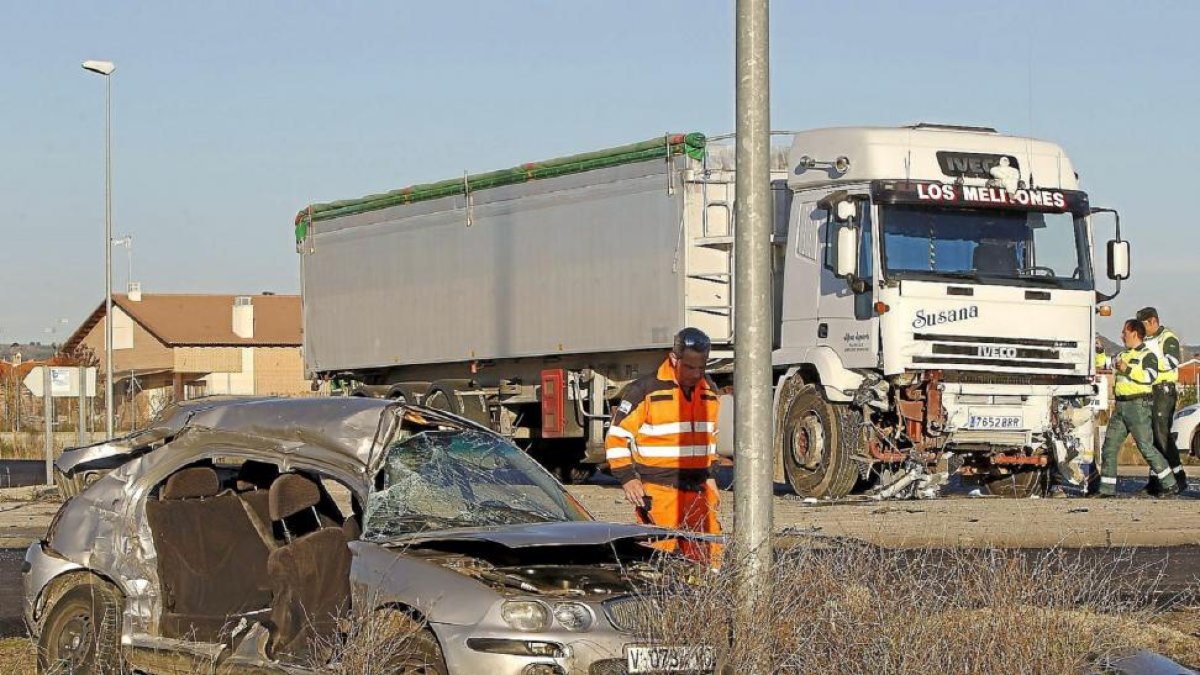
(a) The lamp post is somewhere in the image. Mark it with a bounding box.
[82,59,115,439]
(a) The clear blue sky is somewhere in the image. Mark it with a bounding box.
[3,1,1197,344]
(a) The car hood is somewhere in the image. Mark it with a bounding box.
[383,520,691,549]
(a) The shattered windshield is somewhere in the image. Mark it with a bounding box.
[362,429,590,541]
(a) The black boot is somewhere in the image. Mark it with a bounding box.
[1173,468,1188,495]
[1141,475,1162,497]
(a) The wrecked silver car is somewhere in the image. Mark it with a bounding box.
[25,397,709,674]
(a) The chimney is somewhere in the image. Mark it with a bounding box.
[127,281,142,302]
[233,296,254,339]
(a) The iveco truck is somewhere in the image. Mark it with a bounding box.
[295,124,1129,497]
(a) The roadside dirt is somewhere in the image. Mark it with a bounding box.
[567,483,1200,549]
[0,487,62,549]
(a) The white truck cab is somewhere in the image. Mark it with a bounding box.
[771,124,1129,497]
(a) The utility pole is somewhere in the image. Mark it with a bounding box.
[733,0,773,624]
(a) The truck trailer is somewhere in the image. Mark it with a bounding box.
[295,125,1130,497]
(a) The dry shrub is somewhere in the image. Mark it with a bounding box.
[308,596,437,674]
[633,540,1190,674]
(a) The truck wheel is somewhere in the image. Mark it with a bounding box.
[556,462,596,485]
[424,380,490,427]
[780,384,861,498]
[387,382,430,404]
[983,468,1049,498]
[37,579,123,674]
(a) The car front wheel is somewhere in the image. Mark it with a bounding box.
[373,609,449,675]
[37,580,123,674]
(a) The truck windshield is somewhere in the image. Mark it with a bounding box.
[879,205,1093,289]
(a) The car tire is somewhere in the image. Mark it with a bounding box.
[1192,428,1199,457]
[983,467,1049,498]
[37,580,123,675]
[373,609,449,675]
[779,384,861,499]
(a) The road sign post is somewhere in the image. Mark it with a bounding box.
[78,365,88,446]
[43,367,53,486]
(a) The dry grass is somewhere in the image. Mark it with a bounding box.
[6,544,1197,674]
[0,638,35,675]
[633,541,1199,674]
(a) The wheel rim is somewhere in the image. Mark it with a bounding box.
[425,391,450,411]
[789,412,826,471]
[56,610,95,669]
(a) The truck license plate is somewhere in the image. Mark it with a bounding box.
[965,415,1023,430]
[626,645,715,673]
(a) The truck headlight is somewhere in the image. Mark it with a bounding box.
[553,602,594,632]
[501,601,550,632]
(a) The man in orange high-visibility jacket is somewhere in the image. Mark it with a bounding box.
[605,328,722,564]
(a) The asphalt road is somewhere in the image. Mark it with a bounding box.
[0,461,50,489]
[0,547,26,638]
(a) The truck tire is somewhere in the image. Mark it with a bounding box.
[423,380,490,427]
[779,384,861,498]
[387,382,431,404]
[983,468,1049,498]
[37,579,124,674]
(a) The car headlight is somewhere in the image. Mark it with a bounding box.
[553,602,594,632]
[1176,407,1199,420]
[501,600,550,632]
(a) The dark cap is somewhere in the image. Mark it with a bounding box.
[672,327,712,355]
[1136,307,1159,322]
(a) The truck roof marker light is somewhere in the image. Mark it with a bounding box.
[1098,305,1112,317]
[874,301,890,315]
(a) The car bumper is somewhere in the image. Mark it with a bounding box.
[22,541,84,635]
[434,622,639,674]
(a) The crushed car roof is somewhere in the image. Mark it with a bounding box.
[58,396,412,473]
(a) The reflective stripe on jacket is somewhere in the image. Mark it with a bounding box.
[604,358,719,488]
[1113,344,1158,398]
[1145,326,1181,384]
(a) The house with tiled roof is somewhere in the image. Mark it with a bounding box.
[62,291,310,427]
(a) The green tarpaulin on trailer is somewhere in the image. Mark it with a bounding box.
[294,132,706,244]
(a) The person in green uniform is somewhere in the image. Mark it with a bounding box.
[1138,307,1187,495]
[1096,319,1178,498]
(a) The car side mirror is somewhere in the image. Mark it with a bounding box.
[835,224,860,279]
[1107,239,1130,281]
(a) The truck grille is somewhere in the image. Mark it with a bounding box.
[603,595,657,633]
[913,333,1079,373]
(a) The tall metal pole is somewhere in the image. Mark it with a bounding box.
[103,72,114,439]
[733,0,773,618]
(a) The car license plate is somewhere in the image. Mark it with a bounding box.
[965,414,1023,430]
[626,645,715,673]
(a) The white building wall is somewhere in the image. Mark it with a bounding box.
[202,348,256,395]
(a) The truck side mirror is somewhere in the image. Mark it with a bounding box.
[1092,207,1125,302]
[835,224,860,279]
[1106,239,1130,281]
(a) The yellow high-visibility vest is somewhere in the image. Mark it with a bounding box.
[1113,345,1157,398]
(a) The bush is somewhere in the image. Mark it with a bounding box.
[631,540,1183,674]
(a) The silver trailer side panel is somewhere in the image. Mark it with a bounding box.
[302,160,696,374]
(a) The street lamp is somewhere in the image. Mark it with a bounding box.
[82,59,115,439]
